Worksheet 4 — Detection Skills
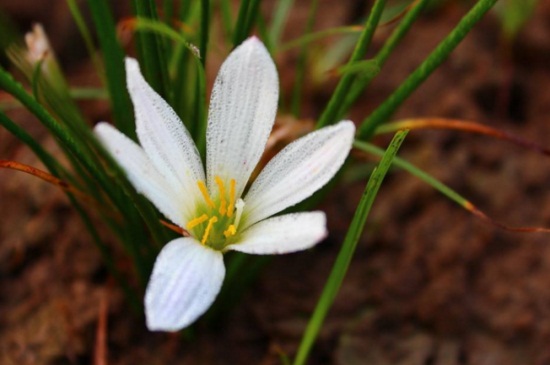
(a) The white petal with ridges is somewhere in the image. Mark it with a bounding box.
[242,121,355,228]
[95,122,184,226]
[145,237,225,332]
[206,37,278,198]
[226,211,327,254]
[126,58,204,220]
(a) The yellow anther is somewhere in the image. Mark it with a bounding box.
[187,214,209,229]
[201,216,218,245]
[227,179,236,217]
[224,225,237,238]
[197,180,215,208]
[215,176,227,216]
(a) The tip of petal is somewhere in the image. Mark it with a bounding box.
[124,57,143,89]
[125,57,139,72]
[337,120,356,135]
[235,36,271,60]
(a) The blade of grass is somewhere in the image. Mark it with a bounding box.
[131,0,170,100]
[233,0,252,46]
[293,130,409,365]
[199,0,210,67]
[65,0,105,83]
[354,139,550,234]
[87,0,135,139]
[339,0,429,118]
[316,0,387,129]
[0,66,164,278]
[358,0,498,140]
[233,0,263,46]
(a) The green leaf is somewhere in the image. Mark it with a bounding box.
[293,130,409,365]
[337,59,380,78]
[87,0,135,139]
[339,0,430,118]
[131,0,170,100]
[316,0,387,129]
[358,0,498,140]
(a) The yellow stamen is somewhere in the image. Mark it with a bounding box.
[197,180,215,208]
[227,179,236,217]
[187,214,208,229]
[224,224,236,238]
[215,176,227,216]
[201,216,218,245]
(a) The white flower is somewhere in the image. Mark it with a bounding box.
[95,37,355,332]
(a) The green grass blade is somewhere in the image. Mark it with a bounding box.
[293,130,409,365]
[200,0,210,67]
[339,0,429,117]
[87,0,135,139]
[353,139,468,208]
[233,0,262,46]
[131,0,170,100]
[0,65,97,178]
[65,0,105,83]
[233,0,251,46]
[316,0,387,129]
[358,0,498,140]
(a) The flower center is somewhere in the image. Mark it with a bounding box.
[187,176,244,250]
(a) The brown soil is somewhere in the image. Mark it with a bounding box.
[2,1,550,364]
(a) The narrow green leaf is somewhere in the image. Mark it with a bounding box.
[353,139,468,208]
[358,0,498,140]
[233,0,263,46]
[337,59,380,78]
[199,0,210,67]
[293,130,409,365]
[87,0,135,139]
[316,0,387,129]
[65,0,105,83]
[131,0,170,100]
[339,0,430,118]
[233,0,252,46]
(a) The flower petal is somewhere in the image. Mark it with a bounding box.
[126,57,204,220]
[242,121,355,228]
[145,237,225,332]
[226,211,327,254]
[206,37,278,198]
[95,122,184,226]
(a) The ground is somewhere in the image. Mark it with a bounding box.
[2,0,550,364]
